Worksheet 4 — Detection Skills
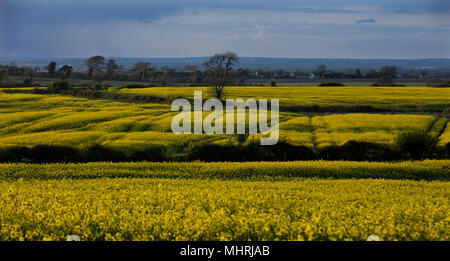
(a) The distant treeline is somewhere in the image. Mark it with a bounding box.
[1,55,449,88]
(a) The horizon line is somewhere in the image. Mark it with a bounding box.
[1,56,450,60]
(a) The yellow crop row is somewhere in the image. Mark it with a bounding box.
[439,124,450,145]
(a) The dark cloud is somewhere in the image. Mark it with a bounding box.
[0,0,448,58]
[355,19,376,24]
[379,0,450,14]
[1,0,448,28]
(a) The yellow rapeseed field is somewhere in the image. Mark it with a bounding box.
[119,86,450,110]
[0,177,448,241]
[440,123,450,145]
[0,161,448,241]
[0,91,447,149]
[0,87,448,242]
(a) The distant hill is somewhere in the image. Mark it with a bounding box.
[1,57,449,72]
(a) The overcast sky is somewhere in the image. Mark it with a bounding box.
[0,0,449,58]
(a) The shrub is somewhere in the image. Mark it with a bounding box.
[438,81,450,87]
[124,84,146,89]
[270,141,316,161]
[426,78,443,87]
[394,130,439,160]
[372,75,393,86]
[130,147,166,162]
[28,145,80,163]
[49,80,69,93]
[189,84,209,87]
[318,145,343,161]
[187,140,317,162]
[427,78,450,87]
[90,82,108,90]
[32,87,47,94]
[80,144,127,162]
[269,79,277,87]
[187,142,239,162]
[342,141,400,161]
[319,141,400,161]
[242,140,273,161]
[318,82,345,86]
[445,143,450,159]
[0,146,30,162]
[232,133,250,145]
[0,145,81,163]
[23,79,32,86]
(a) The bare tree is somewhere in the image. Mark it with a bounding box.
[314,64,327,79]
[203,51,239,99]
[132,62,152,82]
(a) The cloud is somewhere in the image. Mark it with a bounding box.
[379,0,450,14]
[1,0,449,58]
[355,19,376,24]
[3,0,449,27]
[157,9,447,28]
